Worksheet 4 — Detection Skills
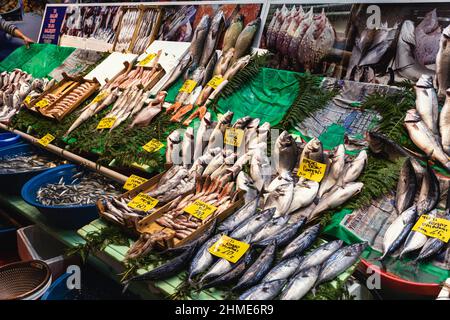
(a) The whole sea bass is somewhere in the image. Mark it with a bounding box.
[436,25,450,99]
[415,75,439,136]
[199,10,225,67]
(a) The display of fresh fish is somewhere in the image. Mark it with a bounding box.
[250,216,290,243]
[254,218,306,248]
[436,25,450,99]
[262,256,303,282]
[400,209,437,259]
[318,144,345,198]
[404,109,450,171]
[218,197,259,232]
[338,150,367,187]
[166,130,183,166]
[207,111,234,150]
[287,7,313,67]
[213,48,235,77]
[395,158,417,215]
[236,171,258,204]
[275,6,297,54]
[417,165,440,215]
[239,279,286,300]
[0,153,59,174]
[281,224,321,260]
[379,205,417,261]
[189,15,210,71]
[280,6,303,59]
[273,131,298,175]
[128,91,167,128]
[297,240,343,272]
[181,127,195,168]
[230,208,275,240]
[315,242,368,286]
[357,22,398,67]
[232,241,277,292]
[279,265,320,300]
[160,52,193,92]
[223,55,251,81]
[223,14,244,53]
[300,137,324,164]
[200,11,225,68]
[250,148,272,192]
[415,75,439,136]
[286,179,318,215]
[441,89,450,155]
[231,18,260,64]
[263,175,294,217]
[414,9,441,66]
[188,233,223,282]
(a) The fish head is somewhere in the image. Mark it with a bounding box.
[418,9,440,34]
[404,109,421,123]
[307,223,321,235]
[415,74,433,88]
[348,182,364,195]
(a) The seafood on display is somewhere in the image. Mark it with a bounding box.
[115,8,140,52]
[0,153,60,174]
[37,171,120,206]
[131,9,160,54]
[0,69,50,123]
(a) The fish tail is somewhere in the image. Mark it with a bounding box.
[121,280,131,294]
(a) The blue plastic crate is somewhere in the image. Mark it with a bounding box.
[0,133,21,148]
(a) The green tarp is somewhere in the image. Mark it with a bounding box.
[0,43,75,78]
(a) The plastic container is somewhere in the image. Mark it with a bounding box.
[21,164,100,229]
[0,226,19,267]
[0,132,21,148]
[0,143,59,194]
[41,273,74,300]
[16,225,76,279]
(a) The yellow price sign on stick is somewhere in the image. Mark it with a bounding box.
[127,193,159,212]
[179,80,197,93]
[35,99,50,108]
[123,174,148,191]
[37,133,55,147]
[24,96,32,105]
[297,157,327,182]
[96,117,116,130]
[142,139,164,153]
[412,215,450,242]
[184,200,217,221]
[209,235,250,263]
[207,75,224,89]
[224,128,245,147]
[138,53,157,66]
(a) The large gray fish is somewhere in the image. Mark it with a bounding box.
[238,279,286,300]
[273,131,299,175]
[223,14,244,53]
[218,197,259,232]
[207,111,234,150]
[160,52,193,92]
[189,15,210,71]
[441,89,450,155]
[300,137,324,164]
[182,127,195,168]
[395,158,417,215]
[394,20,434,81]
[317,144,345,198]
[400,209,437,259]
[230,207,275,240]
[297,240,343,272]
[279,265,320,300]
[316,242,368,286]
[414,9,441,66]
[436,25,450,99]
[281,223,320,260]
[262,256,303,282]
[243,118,260,153]
[263,175,294,217]
[201,52,219,87]
[415,75,439,136]
[231,18,261,64]
[250,216,290,243]
[188,233,223,282]
[337,150,367,187]
[254,218,306,248]
[358,22,398,67]
[232,241,277,292]
[287,179,319,214]
[250,148,272,192]
[200,11,225,68]
[404,109,450,171]
[166,130,183,166]
[345,27,377,79]
[379,205,417,261]
[193,112,212,161]
[366,131,417,162]
[416,165,440,215]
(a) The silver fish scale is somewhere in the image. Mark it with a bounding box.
[37,171,120,206]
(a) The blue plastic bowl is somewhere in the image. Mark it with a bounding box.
[0,144,59,194]
[21,164,100,229]
[0,133,21,148]
[41,273,73,300]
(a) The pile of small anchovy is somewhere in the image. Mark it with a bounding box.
[0,154,59,174]
[36,171,120,206]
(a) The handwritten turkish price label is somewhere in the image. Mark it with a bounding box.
[142,139,164,153]
[92,91,108,103]
[96,117,116,129]
[179,80,197,93]
[24,96,32,105]
[35,99,50,108]
[127,193,159,212]
[207,75,224,89]
[412,215,450,243]
[224,128,245,147]
[209,235,250,263]
[184,200,217,221]
[297,157,327,182]
[138,53,157,66]
[38,133,55,147]
[123,174,148,191]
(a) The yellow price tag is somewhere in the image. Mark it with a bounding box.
[412,215,450,243]
[297,157,327,182]
[184,200,217,221]
[127,193,159,212]
[123,174,148,191]
[208,235,250,263]
[179,80,197,93]
[207,75,224,89]
[37,133,55,147]
[96,117,116,129]
[24,96,32,105]
[224,128,245,147]
[92,91,108,103]
[138,53,157,66]
[142,139,164,153]
[36,99,50,108]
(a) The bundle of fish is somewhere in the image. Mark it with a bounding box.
[158,5,197,42]
[0,153,59,174]
[403,75,449,172]
[378,158,449,264]
[131,9,159,54]
[159,11,260,125]
[0,69,51,123]
[115,9,140,52]
[266,5,336,71]
[36,171,120,207]
[101,197,152,229]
